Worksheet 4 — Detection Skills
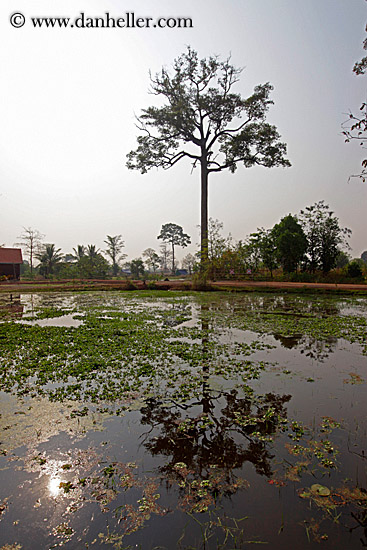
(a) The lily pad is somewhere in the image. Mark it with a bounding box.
[311,484,331,497]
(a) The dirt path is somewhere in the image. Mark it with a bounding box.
[1,278,367,293]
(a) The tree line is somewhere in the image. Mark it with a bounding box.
[201,201,366,281]
[13,200,366,282]
[14,224,194,280]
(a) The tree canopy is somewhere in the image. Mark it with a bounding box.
[127,47,290,266]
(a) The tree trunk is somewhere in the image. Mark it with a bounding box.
[200,156,209,269]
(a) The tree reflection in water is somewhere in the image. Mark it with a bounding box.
[140,304,291,513]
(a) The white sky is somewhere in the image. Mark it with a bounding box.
[1,0,366,263]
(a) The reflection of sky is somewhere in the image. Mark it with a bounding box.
[1,0,366,259]
[48,476,63,498]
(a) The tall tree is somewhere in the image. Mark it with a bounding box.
[36,244,62,278]
[157,223,191,274]
[126,47,291,267]
[104,235,126,276]
[15,227,44,273]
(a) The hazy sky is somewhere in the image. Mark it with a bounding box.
[1,0,366,264]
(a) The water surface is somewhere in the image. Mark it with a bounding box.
[0,291,366,549]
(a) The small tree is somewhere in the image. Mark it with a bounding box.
[143,248,160,272]
[182,253,196,275]
[202,218,233,279]
[299,201,351,274]
[15,227,44,274]
[245,231,264,272]
[157,223,191,274]
[129,258,145,279]
[159,243,172,272]
[104,235,126,276]
[256,228,278,278]
[127,47,290,267]
[272,215,307,273]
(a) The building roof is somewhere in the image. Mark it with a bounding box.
[0,248,23,264]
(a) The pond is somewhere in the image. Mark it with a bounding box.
[0,290,366,549]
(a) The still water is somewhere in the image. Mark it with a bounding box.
[0,291,366,549]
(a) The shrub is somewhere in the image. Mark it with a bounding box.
[347,261,363,278]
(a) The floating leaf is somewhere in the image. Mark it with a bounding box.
[311,484,330,497]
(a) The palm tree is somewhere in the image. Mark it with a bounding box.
[104,235,126,276]
[86,245,100,258]
[72,245,86,262]
[36,244,63,278]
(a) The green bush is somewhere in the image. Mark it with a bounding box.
[347,261,363,279]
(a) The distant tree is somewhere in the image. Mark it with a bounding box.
[143,248,160,272]
[256,228,278,277]
[361,250,367,264]
[126,47,290,267]
[86,245,100,258]
[272,215,307,273]
[15,227,44,273]
[159,243,172,272]
[77,254,109,279]
[335,250,351,269]
[36,244,63,278]
[245,231,264,272]
[129,258,145,279]
[72,245,86,262]
[342,20,367,180]
[181,253,196,275]
[104,235,126,276]
[207,218,232,261]
[199,218,233,279]
[157,223,191,274]
[299,201,351,273]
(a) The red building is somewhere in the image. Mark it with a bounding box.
[0,248,23,280]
